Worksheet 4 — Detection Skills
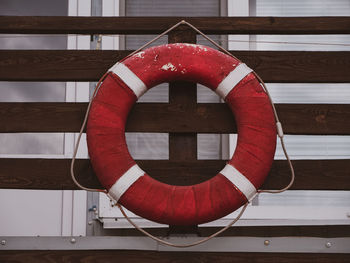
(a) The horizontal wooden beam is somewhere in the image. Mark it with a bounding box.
[97,225,350,238]
[0,159,349,190]
[1,103,349,135]
[1,16,350,34]
[0,250,349,263]
[1,50,349,82]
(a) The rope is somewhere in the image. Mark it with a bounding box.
[117,202,249,248]
[70,21,187,192]
[181,20,295,193]
[119,20,188,63]
[70,20,295,248]
[70,71,108,194]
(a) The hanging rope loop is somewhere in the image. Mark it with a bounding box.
[70,20,295,248]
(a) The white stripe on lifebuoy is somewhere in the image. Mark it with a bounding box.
[219,164,256,201]
[109,63,147,98]
[108,164,145,202]
[216,63,253,99]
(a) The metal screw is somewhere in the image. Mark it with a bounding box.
[88,221,93,225]
[264,240,270,246]
[325,242,332,248]
[1,240,6,246]
[88,205,97,212]
[70,238,76,244]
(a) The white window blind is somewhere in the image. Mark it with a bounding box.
[0,0,68,156]
[256,0,350,16]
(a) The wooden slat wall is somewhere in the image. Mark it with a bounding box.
[1,50,349,82]
[90,224,350,237]
[1,16,349,260]
[1,159,349,191]
[1,16,350,34]
[1,103,349,134]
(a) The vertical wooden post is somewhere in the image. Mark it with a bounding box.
[167,27,199,232]
[168,26,197,162]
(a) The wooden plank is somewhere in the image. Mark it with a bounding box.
[1,50,349,83]
[95,224,350,238]
[1,16,350,34]
[1,103,349,135]
[168,29,198,231]
[0,250,349,263]
[0,50,130,82]
[168,27,198,162]
[0,159,349,190]
[199,225,350,238]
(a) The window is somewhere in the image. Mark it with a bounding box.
[0,0,87,237]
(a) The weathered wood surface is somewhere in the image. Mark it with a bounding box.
[0,250,349,263]
[97,224,350,238]
[1,16,350,34]
[1,15,350,250]
[1,50,349,83]
[168,30,198,162]
[0,159,349,190]
[1,103,349,135]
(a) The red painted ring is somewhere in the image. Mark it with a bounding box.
[87,44,276,225]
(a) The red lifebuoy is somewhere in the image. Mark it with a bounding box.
[87,44,276,225]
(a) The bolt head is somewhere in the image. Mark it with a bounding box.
[1,240,6,246]
[264,240,270,246]
[325,242,332,248]
[70,238,76,244]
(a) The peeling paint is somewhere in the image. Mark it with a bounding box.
[175,43,197,48]
[161,62,177,71]
[134,51,145,59]
[196,45,208,51]
[177,43,208,51]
